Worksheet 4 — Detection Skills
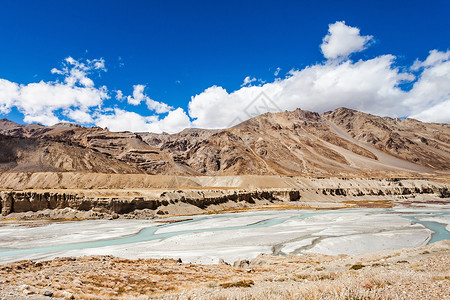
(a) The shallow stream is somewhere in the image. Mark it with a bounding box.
[0,207,448,264]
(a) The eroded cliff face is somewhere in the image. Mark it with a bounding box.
[0,189,300,216]
[1,178,447,217]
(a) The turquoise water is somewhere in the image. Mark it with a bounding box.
[0,214,298,257]
[0,208,448,258]
[402,212,450,243]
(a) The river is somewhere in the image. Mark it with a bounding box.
[0,207,448,264]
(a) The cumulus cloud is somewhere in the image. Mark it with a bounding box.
[406,50,450,120]
[240,76,266,87]
[149,107,192,133]
[241,76,256,87]
[64,109,94,124]
[146,98,172,114]
[94,107,191,133]
[94,108,158,132]
[127,84,146,105]
[51,57,106,88]
[0,56,186,132]
[127,84,172,113]
[115,90,125,101]
[0,57,109,125]
[186,22,449,127]
[274,67,281,76]
[410,100,450,123]
[320,21,373,60]
[411,49,450,70]
[189,54,417,128]
[189,47,450,127]
[0,79,19,114]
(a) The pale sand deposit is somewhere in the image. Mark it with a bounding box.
[0,219,157,249]
[419,215,450,231]
[1,208,445,265]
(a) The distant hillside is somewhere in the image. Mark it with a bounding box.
[1,107,449,176]
[0,134,141,173]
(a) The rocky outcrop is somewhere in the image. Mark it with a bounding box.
[318,185,449,197]
[0,189,301,216]
[0,178,448,217]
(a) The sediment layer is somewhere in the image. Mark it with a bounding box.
[1,175,448,217]
[0,189,299,216]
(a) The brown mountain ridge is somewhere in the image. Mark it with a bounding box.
[0,107,449,177]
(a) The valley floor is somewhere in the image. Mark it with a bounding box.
[0,240,448,300]
[0,175,449,299]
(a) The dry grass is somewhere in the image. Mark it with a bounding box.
[205,205,344,215]
[342,200,395,208]
[1,241,449,300]
[219,280,254,288]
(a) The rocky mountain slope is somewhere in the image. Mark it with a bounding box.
[0,134,140,173]
[1,107,449,176]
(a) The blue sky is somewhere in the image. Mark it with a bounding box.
[0,0,449,132]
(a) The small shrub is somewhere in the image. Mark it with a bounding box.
[220,280,254,288]
[349,264,365,270]
[274,276,289,282]
[206,281,218,288]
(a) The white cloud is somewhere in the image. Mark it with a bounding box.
[241,76,256,87]
[127,84,172,113]
[127,84,146,105]
[411,49,450,70]
[89,58,106,70]
[115,90,125,101]
[406,50,450,120]
[274,67,281,76]
[94,108,157,132]
[65,109,94,124]
[51,57,106,88]
[189,55,416,128]
[23,112,60,125]
[146,98,172,114]
[0,57,181,130]
[151,107,192,133]
[93,107,191,133]
[188,47,450,127]
[17,81,108,125]
[0,57,109,125]
[410,100,450,123]
[241,76,266,87]
[185,22,449,127]
[320,21,373,60]
[0,79,19,114]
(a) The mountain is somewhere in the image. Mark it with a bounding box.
[0,134,141,173]
[0,108,449,177]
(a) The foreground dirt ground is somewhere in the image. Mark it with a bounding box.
[0,240,448,300]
